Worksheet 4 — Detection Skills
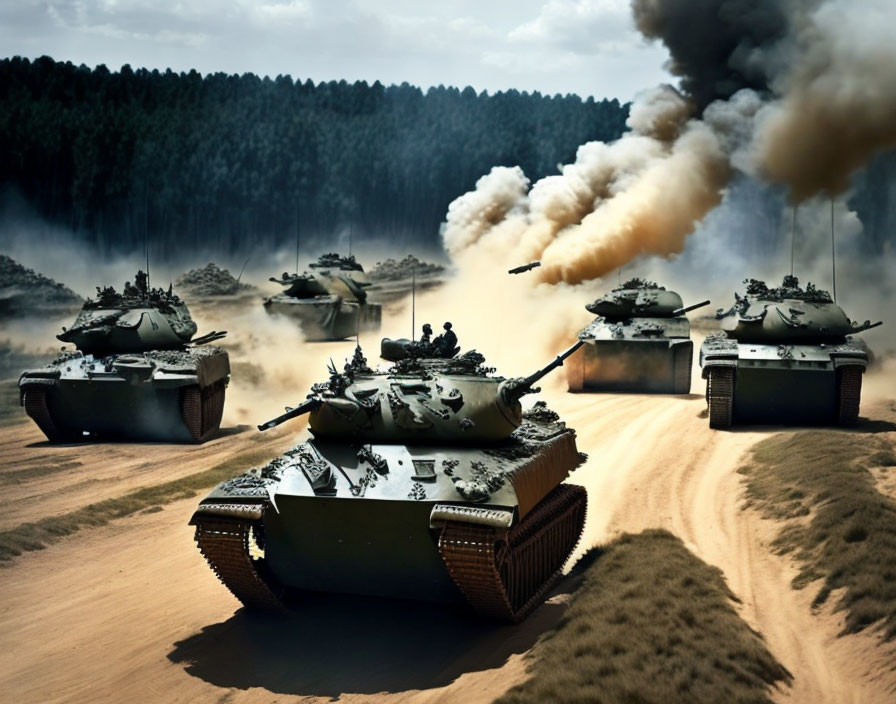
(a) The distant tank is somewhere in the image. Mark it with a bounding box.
[190,335,588,622]
[566,279,709,394]
[19,271,229,442]
[700,275,882,428]
[264,253,382,340]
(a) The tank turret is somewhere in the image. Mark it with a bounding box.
[701,276,883,428]
[57,270,199,355]
[191,335,588,622]
[264,253,381,340]
[18,271,229,442]
[567,279,708,394]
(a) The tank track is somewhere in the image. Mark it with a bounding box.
[836,365,863,426]
[706,367,734,429]
[181,380,227,442]
[438,484,587,623]
[191,504,286,612]
[21,385,71,442]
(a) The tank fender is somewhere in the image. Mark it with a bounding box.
[18,376,58,405]
[430,504,515,533]
[700,357,738,379]
[831,356,868,369]
[190,501,266,523]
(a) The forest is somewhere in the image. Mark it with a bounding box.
[0,56,628,256]
[0,55,892,259]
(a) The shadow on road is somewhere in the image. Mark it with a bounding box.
[168,587,571,698]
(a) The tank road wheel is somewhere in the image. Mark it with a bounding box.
[438,484,587,623]
[191,505,286,612]
[706,367,734,429]
[22,386,73,443]
[836,366,864,426]
[180,380,227,442]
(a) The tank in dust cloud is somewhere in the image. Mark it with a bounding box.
[566,279,709,394]
[190,337,588,622]
[18,271,230,443]
[700,275,882,428]
[264,253,382,341]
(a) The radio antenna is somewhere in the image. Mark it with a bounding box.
[831,198,837,302]
[790,206,798,276]
[295,202,301,275]
[411,268,416,340]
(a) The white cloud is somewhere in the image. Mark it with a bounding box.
[509,0,640,54]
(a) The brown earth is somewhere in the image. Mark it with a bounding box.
[1,333,895,702]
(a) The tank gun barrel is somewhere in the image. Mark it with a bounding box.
[508,261,541,275]
[191,330,227,346]
[673,300,711,317]
[852,320,883,333]
[258,397,323,432]
[500,340,585,405]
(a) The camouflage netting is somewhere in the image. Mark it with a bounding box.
[0,255,82,315]
[368,255,445,281]
[175,263,256,296]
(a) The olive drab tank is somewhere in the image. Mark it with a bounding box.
[18,271,230,442]
[190,335,588,622]
[263,253,382,341]
[700,275,882,428]
[565,279,709,394]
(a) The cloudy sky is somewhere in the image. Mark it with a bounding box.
[1,0,672,100]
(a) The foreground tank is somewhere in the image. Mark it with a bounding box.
[264,253,382,340]
[566,279,709,393]
[701,276,882,428]
[190,339,588,622]
[19,271,229,442]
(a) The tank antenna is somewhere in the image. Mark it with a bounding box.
[411,266,416,341]
[237,254,251,284]
[349,223,353,258]
[790,206,798,276]
[144,216,150,290]
[294,202,300,276]
[830,198,837,302]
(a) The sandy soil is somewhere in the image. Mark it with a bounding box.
[2,365,895,703]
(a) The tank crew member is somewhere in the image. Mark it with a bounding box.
[433,322,458,357]
[421,323,433,343]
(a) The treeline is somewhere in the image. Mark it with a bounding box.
[0,56,629,255]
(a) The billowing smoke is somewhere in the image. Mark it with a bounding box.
[442,0,896,287]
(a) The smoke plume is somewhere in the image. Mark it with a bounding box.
[442,0,896,287]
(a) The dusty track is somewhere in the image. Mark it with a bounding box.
[1,375,894,702]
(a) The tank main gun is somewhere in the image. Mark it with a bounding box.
[258,397,323,432]
[500,340,585,404]
[508,261,541,275]
[851,320,883,334]
[672,300,711,317]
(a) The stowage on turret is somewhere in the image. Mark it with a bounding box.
[264,253,381,341]
[190,331,588,622]
[566,278,709,394]
[18,271,230,442]
[701,275,882,428]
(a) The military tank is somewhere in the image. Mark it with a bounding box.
[565,279,709,394]
[264,253,382,341]
[190,338,588,622]
[701,275,882,428]
[19,271,230,442]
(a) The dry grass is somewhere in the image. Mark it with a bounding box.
[0,446,276,565]
[740,430,896,639]
[497,530,790,704]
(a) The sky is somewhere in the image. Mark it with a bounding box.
[0,0,673,100]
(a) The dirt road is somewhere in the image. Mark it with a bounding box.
[1,373,894,703]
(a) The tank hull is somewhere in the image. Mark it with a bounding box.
[700,339,867,427]
[567,339,693,394]
[19,348,229,442]
[264,296,381,341]
[191,418,587,621]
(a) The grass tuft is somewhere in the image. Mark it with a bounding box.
[0,446,277,565]
[739,431,896,639]
[496,530,790,704]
